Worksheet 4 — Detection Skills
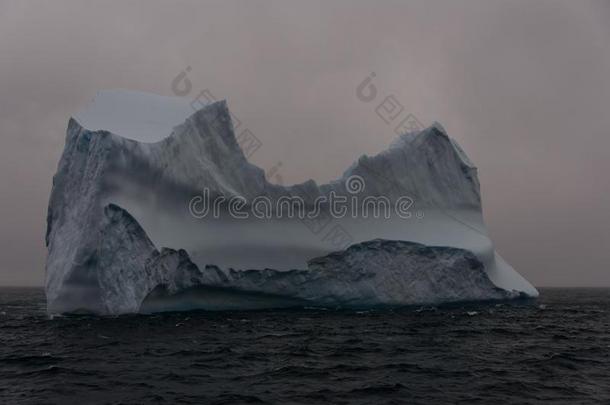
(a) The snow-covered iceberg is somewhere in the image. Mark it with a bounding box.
[45,90,537,315]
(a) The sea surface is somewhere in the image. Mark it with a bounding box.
[1,288,609,404]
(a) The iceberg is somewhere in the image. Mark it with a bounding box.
[45,90,537,315]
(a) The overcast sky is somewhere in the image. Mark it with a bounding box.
[0,0,609,287]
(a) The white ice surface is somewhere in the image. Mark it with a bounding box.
[75,89,196,142]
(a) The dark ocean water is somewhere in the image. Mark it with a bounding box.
[1,288,609,404]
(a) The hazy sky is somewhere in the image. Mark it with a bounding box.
[0,0,609,287]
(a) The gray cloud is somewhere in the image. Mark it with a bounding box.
[0,0,608,286]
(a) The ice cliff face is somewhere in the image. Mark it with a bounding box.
[45,90,537,315]
[143,238,516,313]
